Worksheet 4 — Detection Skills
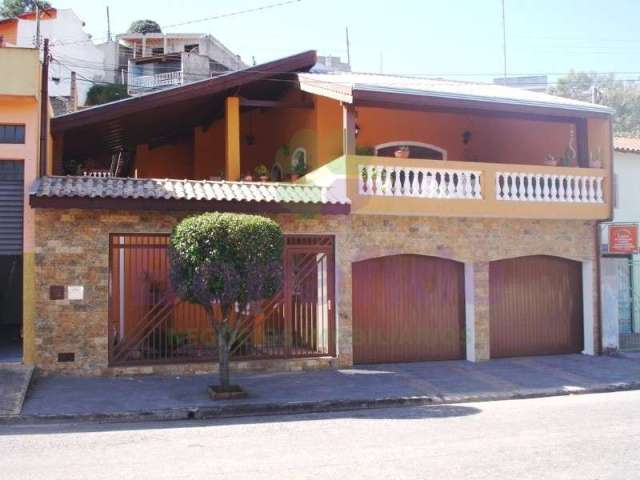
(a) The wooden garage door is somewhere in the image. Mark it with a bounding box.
[490,255,583,358]
[352,254,465,364]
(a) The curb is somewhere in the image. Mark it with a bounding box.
[2,380,640,426]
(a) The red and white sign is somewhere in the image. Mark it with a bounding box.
[608,224,639,254]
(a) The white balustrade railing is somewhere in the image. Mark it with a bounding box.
[358,165,482,199]
[127,70,183,95]
[496,172,604,203]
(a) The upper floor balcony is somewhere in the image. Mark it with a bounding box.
[46,52,613,220]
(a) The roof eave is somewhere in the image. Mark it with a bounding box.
[351,87,614,118]
[51,50,318,133]
[29,195,350,215]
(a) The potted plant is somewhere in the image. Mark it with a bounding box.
[290,159,307,181]
[255,164,269,182]
[356,145,375,156]
[590,149,603,168]
[243,172,253,182]
[543,154,558,167]
[394,145,410,158]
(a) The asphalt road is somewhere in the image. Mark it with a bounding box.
[1,390,639,480]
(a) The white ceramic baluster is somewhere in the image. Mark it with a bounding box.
[596,176,604,203]
[374,166,382,195]
[474,172,482,199]
[565,175,574,202]
[517,173,526,200]
[464,173,473,198]
[550,175,559,201]
[576,176,585,202]
[409,168,418,197]
[454,172,463,198]
[525,174,534,201]
[542,174,550,201]
[427,170,437,198]
[447,172,457,198]
[496,173,503,200]
[534,174,542,201]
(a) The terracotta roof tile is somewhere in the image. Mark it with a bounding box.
[614,137,640,154]
[30,176,350,206]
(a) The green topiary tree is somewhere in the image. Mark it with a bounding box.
[127,19,162,34]
[86,84,128,106]
[169,213,283,392]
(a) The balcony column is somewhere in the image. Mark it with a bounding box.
[225,96,241,181]
[342,103,356,155]
[576,118,589,168]
[141,36,147,57]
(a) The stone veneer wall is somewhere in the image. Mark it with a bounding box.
[33,208,599,375]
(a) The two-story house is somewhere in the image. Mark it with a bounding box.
[27,51,613,374]
[0,8,105,106]
[98,32,245,96]
[0,46,48,364]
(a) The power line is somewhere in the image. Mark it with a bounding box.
[50,0,304,48]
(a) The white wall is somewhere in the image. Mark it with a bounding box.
[600,149,640,350]
[15,9,105,105]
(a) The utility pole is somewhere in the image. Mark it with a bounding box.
[106,6,111,42]
[501,0,507,80]
[34,4,41,48]
[39,38,49,177]
[345,27,351,68]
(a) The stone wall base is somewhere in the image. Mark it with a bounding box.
[37,356,338,377]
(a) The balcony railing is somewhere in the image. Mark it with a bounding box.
[306,155,610,220]
[127,70,183,95]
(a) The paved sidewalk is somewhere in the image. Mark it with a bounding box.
[7,353,640,423]
[0,364,34,415]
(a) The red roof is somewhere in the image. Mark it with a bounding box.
[614,137,640,154]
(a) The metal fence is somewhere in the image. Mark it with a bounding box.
[108,234,335,366]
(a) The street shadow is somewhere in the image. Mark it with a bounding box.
[0,403,481,436]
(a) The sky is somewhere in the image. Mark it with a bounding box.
[51,0,640,84]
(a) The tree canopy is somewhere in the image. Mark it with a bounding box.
[169,212,283,388]
[85,84,128,106]
[1,0,51,18]
[549,71,640,137]
[127,19,162,34]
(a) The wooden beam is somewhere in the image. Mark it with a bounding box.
[239,97,314,109]
[225,96,241,181]
[576,118,589,168]
[342,103,356,155]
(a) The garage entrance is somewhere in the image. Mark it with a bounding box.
[489,255,583,358]
[0,160,24,363]
[352,254,465,364]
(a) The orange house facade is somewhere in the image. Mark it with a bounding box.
[28,51,613,375]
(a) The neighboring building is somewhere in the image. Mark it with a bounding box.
[315,55,351,72]
[494,75,548,93]
[27,51,612,374]
[0,8,105,106]
[0,46,48,364]
[600,137,640,352]
[98,32,245,95]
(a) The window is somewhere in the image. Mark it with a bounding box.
[151,47,164,56]
[0,124,25,144]
[374,141,447,160]
[291,147,307,172]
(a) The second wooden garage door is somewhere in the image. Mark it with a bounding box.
[490,255,583,358]
[352,254,465,364]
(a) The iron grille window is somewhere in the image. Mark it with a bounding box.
[0,124,26,144]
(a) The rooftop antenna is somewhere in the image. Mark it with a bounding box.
[106,6,112,42]
[345,27,351,68]
[501,0,507,80]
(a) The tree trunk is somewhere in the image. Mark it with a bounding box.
[218,329,231,388]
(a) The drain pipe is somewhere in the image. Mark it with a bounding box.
[38,38,49,177]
